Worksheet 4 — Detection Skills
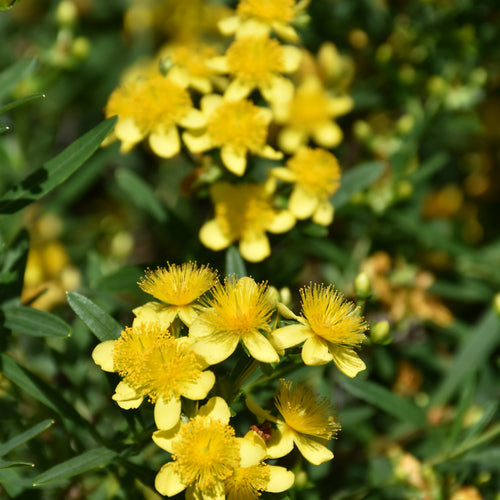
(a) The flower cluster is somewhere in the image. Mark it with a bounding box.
[92,261,368,498]
[104,0,354,262]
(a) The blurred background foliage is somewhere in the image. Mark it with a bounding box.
[0,0,499,499]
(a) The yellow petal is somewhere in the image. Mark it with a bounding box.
[198,396,231,424]
[238,431,266,468]
[178,108,207,129]
[177,306,199,326]
[132,301,176,327]
[302,336,333,365]
[205,56,229,73]
[218,15,240,36]
[242,330,280,363]
[265,425,295,459]
[152,423,181,453]
[269,324,311,350]
[267,209,295,233]
[261,76,294,105]
[294,433,333,465]
[272,167,296,183]
[239,233,270,262]
[92,340,116,372]
[112,381,143,409]
[258,144,284,160]
[272,22,300,43]
[201,93,223,115]
[224,78,253,101]
[155,462,187,497]
[179,370,215,400]
[199,219,233,251]
[331,346,366,377]
[191,333,240,364]
[289,186,318,220]
[266,466,295,492]
[281,46,302,72]
[149,125,181,158]
[182,130,213,153]
[221,145,247,176]
[186,481,225,500]
[328,94,354,116]
[277,302,301,320]
[278,126,306,154]
[313,120,343,149]
[245,395,278,424]
[115,117,144,146]
[189,318,215,338]
[154,395,181,430]
[313,200,334,226]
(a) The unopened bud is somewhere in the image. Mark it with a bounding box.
[370,320,390,343]
[494,293,500,316]
[57,0,78,26]
[159,57,174,77]
[354,272,370,298]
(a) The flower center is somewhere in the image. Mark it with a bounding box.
[172,416,240,490]
[237,0,295,23]
[275,379,339,440]
[287,148,341,199]
[300,284,367,346]
[226,36,285,86]
[207,100,268,154]
[139,262,216,306]
[225,464,271,500]
[289,85,331,130]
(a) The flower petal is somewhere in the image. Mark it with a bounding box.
[313,120,343,149]
[293,433,333,465]
[224,78,253,101]
[199,219,233,251]
[266,425,295,459]
[179,370,215,400]
[155,462,187,497]
[217,15,239,36]
[221,145,247,176]
[186,481,225,500]
[278,126,306,154]
[266,209,295,233]
[152,423,181,453]
[154,395,181,430]
[245,395,278,424]
[198,396,231,424]
[258,144,284,160]
[205,56,229,73]
[289,186,318,220]
[313,200,335,226]
[330,346,366,377]
[177,306,200,327]
[112,381,144,409]
[201,93,224,115]
[269,324,311,350]
[272,167,296,183]
[261,76,294,105]
[182,130,213,153]
[266,466,295,492]
[178,108,207,129]
[242,330,280,363]
[92,340,116,372]
[238,431,266,468]
[301,336,333,365]
[239,233,271,262]
[115,117,144,148]
[149,125,181,158]
[191,332,240,364]
[281,46,302,72]
[132,301,176,327]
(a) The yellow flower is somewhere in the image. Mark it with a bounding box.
[247,379,340,465]
[269,284,367,377]
[105,72,206,158]
[91,322,215,430]
[190,277,280,364]
[199,180,295,262]
[134,262,217,327]
[225,430,295,499]
[275,76,353,154]
[153,397,240,498]
[273,147,341,226]
[219,0,310,42]
[182,94,282,176]
[208,34,301,105]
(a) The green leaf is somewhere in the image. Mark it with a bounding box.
[0,353,91,430]
[0,125,10,135]
[431,309,500,406]
[66,291,122,341]
[0,229,29,308]
[340,377,427,427]
[32,447,117,486]
[3,305,71,338]
[115,168,168,222]
[0,419,54,458]
[225,246,247,278]
[0,116,117,214]
[0,93,45,115]
[0,460,33,469]
[0,59,36,102]
[331,161,385,209]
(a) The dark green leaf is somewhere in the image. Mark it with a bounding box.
[0,59,36,102]
[32,447,117,486]
[331,161,385,209]
[0,93,45,115]
[340,377,427,427]
[225,246,247,278]
[115,168,167,222]
[0,229,29,308]
[66,291,122,341]
[0,419,54,458]
[0,117,117,214]
[431,309,500,406]
[0,460,33,469]
[3,306,71,338]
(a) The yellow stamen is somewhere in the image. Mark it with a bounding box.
[237,0,295,23]
[225,464,271,500]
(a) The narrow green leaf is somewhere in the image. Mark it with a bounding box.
[463,447,500,468]
[32,447,117,486]
[331,161,385,209]
[0,59,36,101]
[0,93,45,115]
[0,229,29,308]
[0,125,10,135]
[115,168,167,222]
[0,116,117,214]
[0,419,54,458]
[0,353,90,429]
[3,305,71,338]
[66,291,122,341]
[340,377,427,427]
[431,309,500,406]
[225,246,247,278]
[0,460,33,469]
